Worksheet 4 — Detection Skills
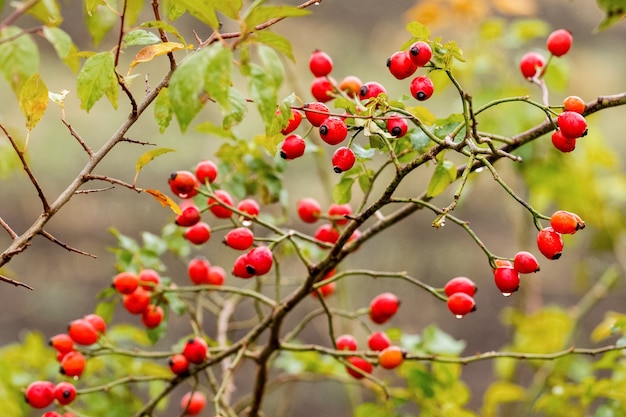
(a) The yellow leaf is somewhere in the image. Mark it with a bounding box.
[129,42,187,71]
[144,189,181,215]
[136,147,176,174]
[19,74,49,131]
[491,0,537,15]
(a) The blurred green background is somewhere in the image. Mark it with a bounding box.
[1,0,626,415]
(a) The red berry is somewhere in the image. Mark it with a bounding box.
[182,337,208,364]
[280,134,306,160]
[138,268,160,291]
[180,391,207,416]
[208,265,226,285]
[208,189,234,218]
[319,116,348,145]
[297,198,321,223]
[386,115,409,137]
[387,51,417,80]
[313,282,336,298]
[369,292,400,324]
[68,318,99,346]
[346,356,373,379]
[311,76,336,102]
[309,49,333,77]
[335,334,357,351]
[519,52,546,79]
[59,351,86,377]
[43,412,62,417]
[303,102,330,127]
[54,381,77,405]
[141,304,164,328]
[184,222,211,245]
[408,41,432,67]
[314,223,340,246]
[367,331,391,351]
[83,313,106,334]
[25,380,55,408]
[358,81,386,101]
[410,75,434,101]
[513,251,541,274]
[112,271,139,295]
[176,204,201,227]
[49,334,74,354]
[547,29,573,57]
[537,227,564,260]
[328,203,351,226]
[232,253,254,279]
[563,95,585,114]
[447,292,476,317]
[123,288,152,314]
[331,146,356,173]
[237,198,260,218]
[378,346,405,370]
[195,160,218,184]
[188,256,211,285]
[557,111,587,138]
[443,276,477,297]
[551,130,576,152]
[245,246,273,276]
[168,171,199,199]
[279,108,303,135]
[493,266,521,295]
[338,75,362,97]
[168,353,189,375]
[550,210,585,234]
[224,227,255,250]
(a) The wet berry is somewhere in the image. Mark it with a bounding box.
[513,251,540,273]
[387,51,417,80]
[332,146,356,173]
[319,116,348,145]
[409,41,432,67]
[537,227,564,260]
[447,292,476,317]
[224,227,255,250]
[519,52,546,79]
[168,171,199,199]
[410,75,434,101]
[309,49,333,77]
[444,276,477,297]
[303,102,330,127]
[280,134,306,160]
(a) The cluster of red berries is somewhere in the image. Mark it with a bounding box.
[169,161,277,282]
[335,292,403,379]
[386,40,435,101]
[24,314,109,415]
[444,276,477,317]
[296,197,360,248]
[518,29,589,153]
[537,210,585,260]
[112,269,165,328]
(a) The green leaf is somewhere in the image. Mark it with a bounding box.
[248,63,278,128]
[122,30,162,47]
[175,0,219,28]
[427,158,457,198]
[332,176,355,204]
[77,51,118,111]
[135,148,176,175]
[42,27,72,59]
[434,113,464,138]
[244,5,310,28]
[422,325,466,355]
[125,0,144,27]
[84,3,118,45]
[140,21,185,43]
[511,18,550,42]
[204,43,233,111]
[216,0,243,19]
[481,382,526,417]
[94,299,117,323]
[254,30,295,62]
[257,44,284,88]
[406,21,431,40]
[85,0,105,15]
[223,87,248,129]
[27,0,61,26]
[405,105,436,125]
[0,26,39,92]
[596,0,626,31]
[153,87,172,133]
[169,49,211,131]
[19,74,48,130]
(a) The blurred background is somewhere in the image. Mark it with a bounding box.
[1,0,625,415]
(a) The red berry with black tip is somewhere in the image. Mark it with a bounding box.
[550,210,585,234]
[25,380,55,408]
[168,171,199,199]
[49,333,74,354]
[68,318,99,346]
[60,351,86,377]
[409,41,432,66]
[494,266,521,295]
[537,227,564,260]
[280,134,306,160]
[547,29,573,57]
[319,117,348,145]
[182,337,208,364]
[386,115,409,137]
[410,76,434,101]
[358,81,386,101]
[168,353,189,375]
[387,51,418,80]
[332,147,356,173]
[513,251,540,273]
[309,49,333,77]
[245,246,273,276]
[232,253,254,279]
[54,381,77,405]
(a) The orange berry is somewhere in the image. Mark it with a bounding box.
[378,346,405,370]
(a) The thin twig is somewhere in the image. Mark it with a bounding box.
[39,230,98,258]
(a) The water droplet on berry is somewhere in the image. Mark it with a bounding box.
[502,292,512,297]
[314,1,320,5]
[179,193,189,199]
[241,219,252,227]
[455,314,464,319]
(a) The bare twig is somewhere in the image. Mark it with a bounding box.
[0,274,33,290]
[39,230,98,258]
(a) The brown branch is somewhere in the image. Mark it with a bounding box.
[0,217,18,239]
[74,186,116,194]
[39,229,98,258]
[0,123,50,211]
[0,274,33,290]
[0,0,40,29]
[83,174,141,192]
[151,0,177,70]
[61,117,94,156]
